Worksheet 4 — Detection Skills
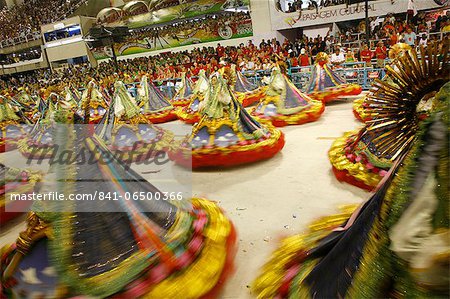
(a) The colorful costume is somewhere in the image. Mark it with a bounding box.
[14,90,37,117]
[353,44,413,123]
[63,86,81,108]
[307,53,362,103]
[229,65,264,107]
[0,96,28,152]
[171,73,285,168]
[352,95,371,122]
[137,75,177,124]
[1,108,236,298]
[12,90,38,123]
[0,164,41,225]
[15,90,35,108]
[251,65,324,127]
[97,81,173,163]
[17,93,74,160]
[17,96,60,160]
[176,70,210,124]
[171,72,194,107]
[80,80,108,124]
[253,45,449,298]
[26,95,48,123]
[330,45,448,191]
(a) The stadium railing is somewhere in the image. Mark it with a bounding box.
[115,62,386,99]
[0,32,41,48]
[241,62,386,90]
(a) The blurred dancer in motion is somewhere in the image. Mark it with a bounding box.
[171,72,284,168]
[136,75,177,124]
[252,57,324,127]
[329,43,445,191]
[1,100,236,298]
[176,69,210,124]
[306,52,362,103]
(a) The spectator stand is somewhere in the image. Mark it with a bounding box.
[0,0,89,48]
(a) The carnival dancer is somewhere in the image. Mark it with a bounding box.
[226,64,264,107]
[0,95,29,152]
[14,88,36,112]
[17,96,66,160]
[307,52,362,103]
[171,72,194,107]
[251,62,324,127]
[63,85,81,108]
[1,107,236,299]
[136,75,177,124]
[330,44,430,191]
[80,80,109,124]
[171,72,284,168]
[96,80,173,163]
[12,89,40,122]
[175,70,210,124]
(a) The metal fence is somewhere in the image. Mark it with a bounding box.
[115,62,385,99]
[240,62,386,91]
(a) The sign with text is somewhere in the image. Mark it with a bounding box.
[269,0,441,31]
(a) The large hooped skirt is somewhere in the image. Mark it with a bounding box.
[170,127,285,169]
[328,131,386,191]
[309,84,362,103]
[0,198,236,299]
[352,96,371,122]
[252,100,325,127]
[237,89,265,108]
[144,110,178,124]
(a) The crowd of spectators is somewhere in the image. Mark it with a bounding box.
[0,48,42,65]
[0,0,87,42]
[150,0,199,11]
[338,11,450,46]
[125,11,251,48]
[2,26,446,94]
[0,7,448,93]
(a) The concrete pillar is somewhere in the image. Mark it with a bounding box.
[249,0,280,44]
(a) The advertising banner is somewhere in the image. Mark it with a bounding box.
[269,0,441,31]
[92,18,253,59]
